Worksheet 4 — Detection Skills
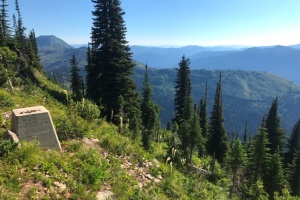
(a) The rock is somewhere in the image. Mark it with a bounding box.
[3,130,19,143]
[53,181,66,192]
[145,174,154,180]
[96,190,114,200]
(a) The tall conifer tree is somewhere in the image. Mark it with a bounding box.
[246,118,270,189]
[141,65,158,150]
[207,72,228,164]
[14,0,26,53]
[285,119,300,166]
[173,55,193,159]
[198,82,208,156]
[287,150,300,196]
[264,151,285,200]
[265,97,285,154]
[0,0,11,45]
[87,0,140,127]
[70,54,83,101]
[28,29,42,71]
[189,104,202,163]
[199,82,208,137]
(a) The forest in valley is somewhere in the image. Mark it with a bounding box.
[1,0,300,199]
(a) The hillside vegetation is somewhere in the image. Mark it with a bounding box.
[3,0,300,199]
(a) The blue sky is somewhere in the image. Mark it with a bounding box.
[7,0,300,46]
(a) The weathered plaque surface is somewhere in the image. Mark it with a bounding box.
[11,106,61,150]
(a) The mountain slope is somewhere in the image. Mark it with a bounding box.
[36,35,300,134]
[190,45,300,83]
[134,68,300,134]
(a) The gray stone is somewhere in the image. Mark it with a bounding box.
[3,130,19,143]
[11,106,61,150]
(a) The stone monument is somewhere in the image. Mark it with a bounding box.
[11,106,61,150]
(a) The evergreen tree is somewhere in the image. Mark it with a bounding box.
[0,0,11,46]
[226,138,247,197]
[285,119,300,166]
[199,82,208,137]
[287,150,300,196]
[198,82,208,156]
[70,54,83,101]
[246,118,271,189]
[173,55,193,159]
[28,29,42,71]
[265,97,285,154]
[264,151,285,200]
[243,121,248,145]
[141,65,159,150]
[207,72,228,164]
[188,104,202,163]
[14,0,26,53]
[87,0,140,128]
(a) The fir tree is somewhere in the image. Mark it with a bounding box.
[243,120,248,145]
[264,151,285,200]
[87,0,140,128]
[14,0,26,53]
[226,138,247,197]
[188,104,202,163]
[70,54,83,101]
[141,65,159,150]
[285,119,300,166]
[207,72,228,164]
[173,55,193,159]
[0,0,11,46]
[28,29,42,71]
[287,150,300,196]
[199,82,208,137]
[198,82,208,156]
[265,97,285,154]
[246,118,271,189]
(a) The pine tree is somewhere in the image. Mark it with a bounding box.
[285,119,300,166]
[28,29,42,71]
[141,65,159,150]
[0,0,11,46]
[246,118,271,189]
[287,150,300,196]
[198,82,208,157]
[265,97,285,154]
[173,55,193,159]
[226,138,247,197]
[264,151,285,200]
[207,72,228,164]
[70,54,83,101]
[14,0,26,53]
[189,104,202,163]
[243,121,248,145]
[87,0,140,128]
[199,82,208,138]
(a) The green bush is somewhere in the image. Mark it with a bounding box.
[0,139,18,157]
[75,99,100,121]
[0,90,15,108]
[55,115,89,141]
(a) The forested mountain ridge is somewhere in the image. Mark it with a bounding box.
[134,67,300,134]
[36,35,300,134]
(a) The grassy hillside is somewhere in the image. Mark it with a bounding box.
[0,68,234,199]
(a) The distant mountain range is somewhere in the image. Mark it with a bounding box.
[37,35,300,84]
[36,35,300,134]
